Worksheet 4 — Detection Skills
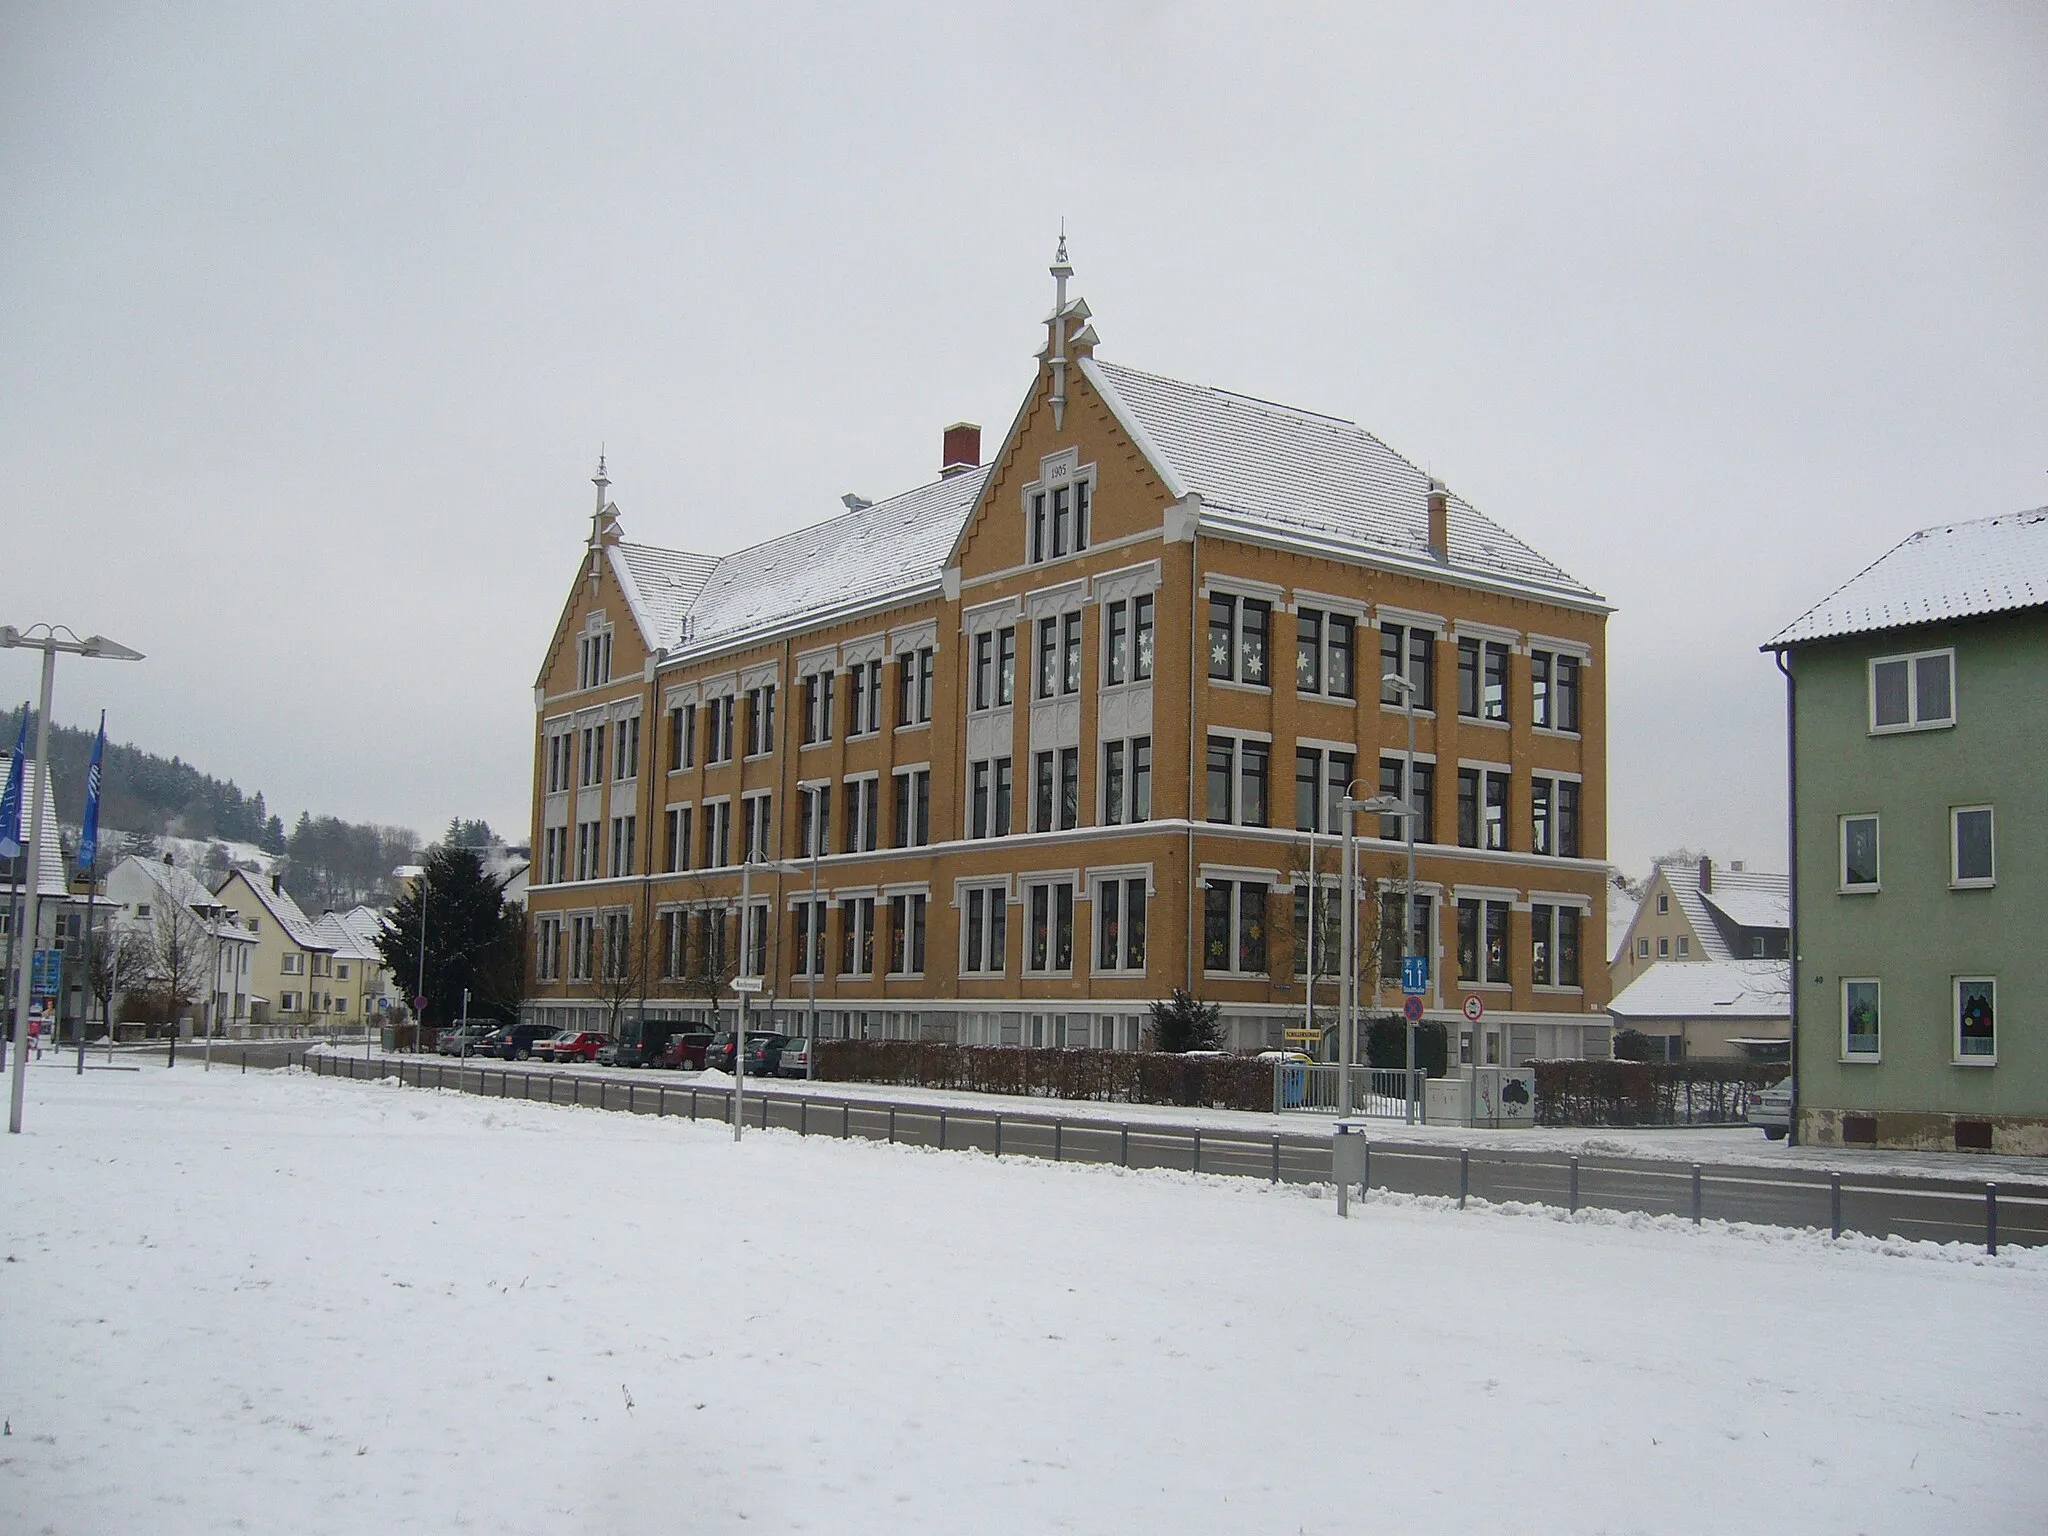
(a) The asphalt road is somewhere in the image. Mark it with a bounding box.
[310,1051,2048,1250]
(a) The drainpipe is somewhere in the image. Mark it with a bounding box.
[1774,646,1799,1146]
[1185,528,1201,996]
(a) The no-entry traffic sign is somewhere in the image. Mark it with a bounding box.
[1463,995,1486,1023]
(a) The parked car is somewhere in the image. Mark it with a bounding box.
[705,1029,789,1074]
[659,1031,714,1070]
[743,1033,793,1076]
[777,1036,815,1078]
[437,1024,498,1057]
[546,1031,610,1064]
[703,1030,743,1073]
[1748,1078,1793,1140]
[485,1023,556,1061]
[595,1042,622,1066]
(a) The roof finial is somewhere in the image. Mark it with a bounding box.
[593,446,610,515]
[1048,226,1073,429]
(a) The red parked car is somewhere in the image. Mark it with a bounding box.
[543,1030,609,1064]
[658,1031,714,1070]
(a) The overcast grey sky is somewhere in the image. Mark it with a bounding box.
[3,3,2042,876]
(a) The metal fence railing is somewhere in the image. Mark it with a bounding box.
[300,1051,2046,1253]
[1275,1063,1422,1119]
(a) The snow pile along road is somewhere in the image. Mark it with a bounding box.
[3,1063,2043,1534]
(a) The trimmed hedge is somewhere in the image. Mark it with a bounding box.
[1532,1060,1780,1127]
[813,1039,1273,1111]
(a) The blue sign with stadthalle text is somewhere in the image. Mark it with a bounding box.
[1401,956,1428,996]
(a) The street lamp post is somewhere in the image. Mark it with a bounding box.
[1382,669,1422,1122]
[1,624,144,1134]
[805,785,821,1078]
[733,848,803,1142]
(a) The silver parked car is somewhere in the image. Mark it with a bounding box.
[777,1036,815,1079]
[1748,1078,1793,1140]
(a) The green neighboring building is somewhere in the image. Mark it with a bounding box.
[1766,507,2046,1154]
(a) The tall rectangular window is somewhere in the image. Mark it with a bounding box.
[1033,750,1055,833]
[972,629,1017,709]
[1531,649,1583,731]
[1376,892,1433,983]
[889,893,927,975]
[1530,905,1582,987]
[1037,617,1059,700]
[1956,977,1995,1062]
[1532,777,1553,855]
[1381,624,1435,710]
[793,900,827,977]
[1843,979,1880,1059]
[963,887,1008,975]
[1105,599,1129,686]
[744,686,775,757]
[670,705,696,769]
[1951,805,1994,887]
[1026,882,1076,973]
[1104,741,1126,826]
[1483,642,1508,722]
[1203,881,1268,975]
[665,807,690,872]
[897,647,933,726]
[802,673,834,744]
[615,716,640,780]
[892,769,931,848]
[1554,654,1580,732]
[1061,612,1082,695]
[1096,877,1147,972]
[740,792,772,862]
[1058,747,1079,831]
[1295,609,1355,699]
[839,897,876,977]
[1840,814,1880,890]
[702,801,730,869]
[1208,594,1270,685]
[844,779,878,853]
[1457,899,1511,985]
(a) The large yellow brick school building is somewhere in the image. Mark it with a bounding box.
[524,249,1613,1065]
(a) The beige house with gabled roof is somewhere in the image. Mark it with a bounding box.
[213,868,340,1034]
[1610,856,1789,994]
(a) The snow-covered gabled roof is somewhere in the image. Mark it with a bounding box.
[1768,506,2048,648]
[1082,358,1606,610]
[668,468,992,657]
[1701,884,1789,933]
[220,868,330,950]
[333,904,394,954]
[125,855,227,914]
[1607,959,1790,1022]
[311,910,380,962]
[611,539,720,652]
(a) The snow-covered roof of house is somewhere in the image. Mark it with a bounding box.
[311,910,380,962]
[1607,959,1790,1022]
[10,761,73,900]
[1767,506,2048,648]
[1701,884,1789,933]
[220,868,330,950]
[1083,358,1605,609]
[598,350,1605,662]
[333,904,393,953]
[125,855,228,913]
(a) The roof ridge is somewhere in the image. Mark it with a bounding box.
[1095,358,1362,430]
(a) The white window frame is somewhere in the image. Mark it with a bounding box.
[1838,813,1880,893]
[1022,878,1078,976]
[1092,873,1149,975]
[1841,977,1881,1062]
[1292,604,1358,701]
[1206,590,1273,689]
[1953,975,1996,1065]
[959,884,1009,976]
[1950,804,1995,889]
[1868,647,1955,734]
[1201,878,1269,977]
[740,790,773,863]
[1205,731,1272,828]
[791,898,829,978]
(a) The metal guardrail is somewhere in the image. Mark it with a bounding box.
[303,1051,2047,1253]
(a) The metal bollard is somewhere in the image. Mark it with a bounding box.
[1362,1142,1370,1198]
[799,1099,807,1136]
[1192,1129,1202,1174]
[1987,1183,1999,1256]
[1692,1163,1703,1225]
[1120,1124,1130,1168]
[1271,1134,1281,1183]
[241,1051,247,1074]
[759,1094,768,1129]
[888,1106,896,1144]
[842,1102,850,1139]
[1569,1155,1580,1214]
[938,1109,947,1150]
[1459,1149,1470,1209]
[658,1085,667,1117]
[994,1114,1003,1157]
[1053,1120,1062,1162]
[1830,1172,1843,1239]
[689,1088,698,1120]
[629,1083,636,1114]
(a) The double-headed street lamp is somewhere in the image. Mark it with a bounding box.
[732,847,805,1143]
[2,623,145,1134]
[1336,786,1411,1117]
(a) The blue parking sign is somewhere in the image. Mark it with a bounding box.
[1400,955,1428,996]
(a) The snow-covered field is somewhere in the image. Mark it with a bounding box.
[4,1063,2043,1534]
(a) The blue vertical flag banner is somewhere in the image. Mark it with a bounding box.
[77,712,106,874]
[0,706,27,861]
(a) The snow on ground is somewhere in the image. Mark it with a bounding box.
[4,1061,2044,1535]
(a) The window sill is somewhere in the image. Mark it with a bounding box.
[1380,703,1437,718]
[886,972,927,982]
[895,721,931,734]
[1459,716,1511,731]
[1837,884,1881,896]
[1841,1052,1882,1065]
[1949,878,1996,891]
[1952,1055,1997,1068]
[1868,719,1955,737]
[743,752,774,764]
[667,766,695,776]
[799,740,830,752]
[1024,970,1077,980]
[1296,691,1358,707]
[1530,985,1585,996]
[1100,677,1155,693]
[1530,725,1583,741]
[845,731,883,745]
[961,970,1008,980]
[1209,678,1273,695]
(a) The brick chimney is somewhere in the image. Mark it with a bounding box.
[1698,856,1712,893]
[941,422,981,478]
[1426,478,1449,561]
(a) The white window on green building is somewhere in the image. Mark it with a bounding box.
[1955,977,1996,1063]
[1951,806,1995,888]
[1839,814,1880,891]
[1842,979,1880,1060]
[1868,648,1954,733]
